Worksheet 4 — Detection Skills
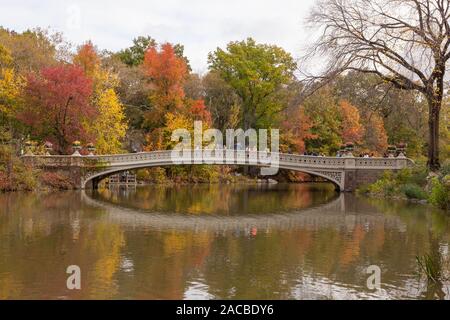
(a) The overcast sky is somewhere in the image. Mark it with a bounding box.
[0,0,317,73]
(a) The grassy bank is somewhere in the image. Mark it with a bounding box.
[0,146,77,192]
[358,161,450,210]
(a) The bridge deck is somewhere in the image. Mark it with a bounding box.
[22,150,414,192]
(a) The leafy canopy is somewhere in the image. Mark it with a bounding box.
[208,38,297,129]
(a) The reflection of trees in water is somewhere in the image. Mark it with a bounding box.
[367,197,450,300]
[84,191,450,299]
[0,190,449,299]
[0,192,125,299]
[94,184,337,215]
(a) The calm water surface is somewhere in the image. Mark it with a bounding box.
[0,183,449,299]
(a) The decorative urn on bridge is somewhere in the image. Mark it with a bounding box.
[86,142,96,156]
[24,140,34,156]
[345,142,354,157]
[396,142,407,158]
[72,140,82,156]
[387,145,397,158]
[44,141,53,156]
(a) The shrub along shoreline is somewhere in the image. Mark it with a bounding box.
[358,161,450,211]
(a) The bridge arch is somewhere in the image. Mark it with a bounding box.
[82,162,344,191]
[23,149,413,192]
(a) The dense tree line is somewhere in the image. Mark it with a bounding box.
[0,22,448,185]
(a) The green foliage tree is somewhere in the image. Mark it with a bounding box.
[202,71,241,131]
[117,36,157,67]
[117,36,191,70]
[208,38,297,130]
[302,87,342,155]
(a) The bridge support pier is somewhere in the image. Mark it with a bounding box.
[84,177,100,190]
[343,168,386,192]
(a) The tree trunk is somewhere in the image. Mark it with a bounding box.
[427,96,441,171]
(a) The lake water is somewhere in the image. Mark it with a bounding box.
[0,183,449,299]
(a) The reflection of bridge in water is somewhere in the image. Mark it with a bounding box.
[24,150,414,192]
[81,191,405,233]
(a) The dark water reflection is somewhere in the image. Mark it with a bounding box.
[0,183,449,300]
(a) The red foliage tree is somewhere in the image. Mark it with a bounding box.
[20,65,95,153]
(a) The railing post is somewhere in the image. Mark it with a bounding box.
[343,155,356,169]
[21,154,35,166]
[70,153,83,167]
[395,156,408,169]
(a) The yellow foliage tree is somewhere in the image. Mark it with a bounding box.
[0,68,23,119]
[74,42,127,154]
[0,45,23,120]
[91,88,128,154]
[0,45,24,145]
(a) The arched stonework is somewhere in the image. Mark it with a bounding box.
[22,150,414,192]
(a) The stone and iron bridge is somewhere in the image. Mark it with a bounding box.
[22,150,414,192]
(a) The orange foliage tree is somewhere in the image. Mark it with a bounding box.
[72,41,100,77]
[142,43,213,152]
[281,106,315,153]
[142,43,188,128]
[189,99,212,124]
[363,112,388,156]
[339,100,364,145]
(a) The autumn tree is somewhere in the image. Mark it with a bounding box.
[73,41,100,77]
[0,42,24,192]
[280,105,315,154]
[334,71,428,156]
[20,65,94,153]
[339,100,364,145]
[91,88,128,154]
[363,112,389,155]
[306,0,450,170]
[74,42,128,154]
[184,73,204,100]
[0,45,23,127]
[142,43,188,130]
[118,36,191,70]
[208,38,297,130]
[102,54,151,131]
[203,71,241,131]
[0,27,67,73]
[117,36,157,67]
[303,87,342,155]
[189,99,212,124]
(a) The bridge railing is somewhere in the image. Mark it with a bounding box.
[22,149,414,170]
